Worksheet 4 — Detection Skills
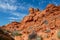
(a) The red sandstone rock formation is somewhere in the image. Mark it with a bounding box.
[1,4,60,40]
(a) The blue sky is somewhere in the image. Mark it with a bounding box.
[0,0,60,26]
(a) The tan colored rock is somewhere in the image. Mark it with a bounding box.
[34,8,39,12]
[29,8,34,13]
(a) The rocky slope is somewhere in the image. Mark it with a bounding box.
[1,4,60,40]
[0,28,14,40]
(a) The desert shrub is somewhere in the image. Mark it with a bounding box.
[0,29,4,34]
[28,31,37,40]
[57,30,60,39]
[28,31,43,40]
[0,36,9,40]
[0,29,10,35]
[3,30,10,34]
[36,36,43,40]
[11,31,22,36]
[43,20,48,25]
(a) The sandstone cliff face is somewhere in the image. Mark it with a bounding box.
[1,4,60,40]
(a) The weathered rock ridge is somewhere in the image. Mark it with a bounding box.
[1,4,60,40]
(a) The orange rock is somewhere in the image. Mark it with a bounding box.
[1,4,60,40]
[29,8,34,13]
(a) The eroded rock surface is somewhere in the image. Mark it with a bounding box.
[1,4,60,40]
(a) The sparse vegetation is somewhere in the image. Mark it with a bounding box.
[11,30,22,36]
[45,29,51,33]
[43,20,48,25]
[0,36,9,40]
[0,28,14,40]
[57,30,60,39]
[0,36,10,40]
[28,31,37,40]
[36,36,43,40]
[28,31,43,40]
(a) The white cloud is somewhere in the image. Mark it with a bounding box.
[0,2,27,11]
[8,0,17,3]
[19,6,26,10]
[11,13,20,17]
[11,12,26,17]
[0,0,35,11]
[0,3,17,11]
[8,19,16,22]
[8,17,20,22]
[0,0,17,4]
[8,17,19,20]
[8,12,26,22]
[0,0,35,22]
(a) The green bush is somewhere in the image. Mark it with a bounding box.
[28,31,43,40]
[57,30,60,39]
[11,31,22,36]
